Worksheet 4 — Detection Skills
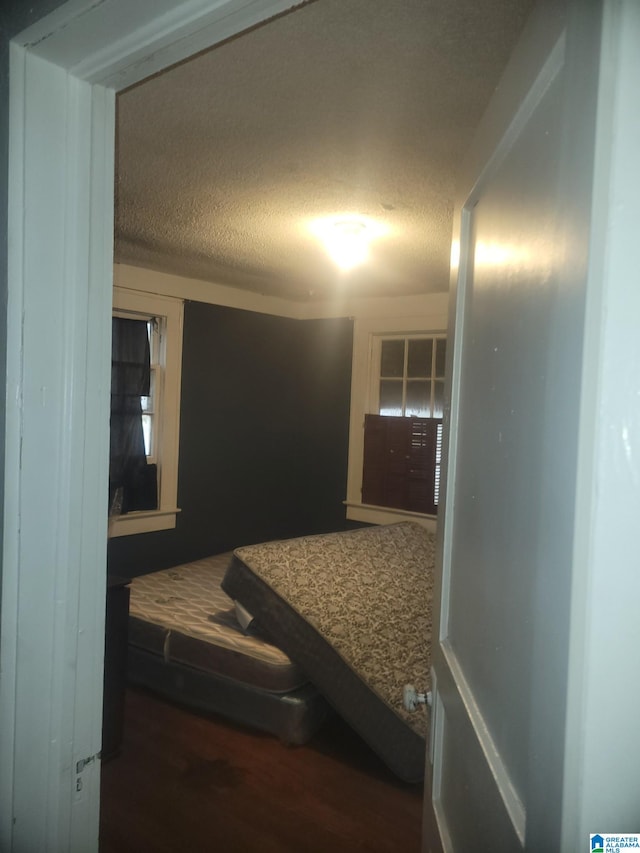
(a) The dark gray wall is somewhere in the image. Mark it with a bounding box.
[108,302,354,577]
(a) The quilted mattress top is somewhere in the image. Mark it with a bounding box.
[231,522,435,738]
[129,552,296,670]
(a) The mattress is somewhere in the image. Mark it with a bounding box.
[129,552,306,692]
[222,522,434,782]
[127,552,330,743]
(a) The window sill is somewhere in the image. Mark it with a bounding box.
[344,501,437,531]
[108,507,180,538]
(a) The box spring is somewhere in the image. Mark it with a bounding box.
[127,552,329,744]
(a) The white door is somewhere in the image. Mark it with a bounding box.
[429,2,609,849]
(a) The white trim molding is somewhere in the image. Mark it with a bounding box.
[344,502,437,531]
[114,262,449,322]
[2,47,114,851]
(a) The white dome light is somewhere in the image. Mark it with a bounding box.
[310,215,385,271]
[324,219,369,269]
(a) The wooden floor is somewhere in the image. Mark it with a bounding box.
[100,687,424,853]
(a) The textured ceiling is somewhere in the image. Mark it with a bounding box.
[115,0,535,301]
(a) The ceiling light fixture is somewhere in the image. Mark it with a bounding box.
[324,219,369,270]
[310,215,385,271]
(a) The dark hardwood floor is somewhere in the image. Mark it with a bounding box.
[100,687,424,853]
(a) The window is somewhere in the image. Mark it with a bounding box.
[109,288,184,537]
[344,305,449,528]
[110,316,157,515]
[141,319,161,462]
[362,334,446,516]
[376,336,446,418]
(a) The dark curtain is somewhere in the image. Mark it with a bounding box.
[109,318,158,515]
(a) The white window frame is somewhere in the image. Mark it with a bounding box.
[109,287,184,537]
[371,332,447,417]
[345,315,447,529]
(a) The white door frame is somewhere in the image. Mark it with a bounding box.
[1,2,300,850]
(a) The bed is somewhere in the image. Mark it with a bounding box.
[127,522,434,782]
[222,521,435,783]
[127,552,330,745]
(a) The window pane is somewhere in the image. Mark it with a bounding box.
[407,338,432,378]
[147,318,160,363]
[435,339,447,377]
[141,371,155,413]
[379,380,403,416]
[142,414,152,456]
[380,339,405,377]
[406,380,431,417]
[433,380,445,417]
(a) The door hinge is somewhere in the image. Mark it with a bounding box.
[75,752,100,792]
[76,753,100,774]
